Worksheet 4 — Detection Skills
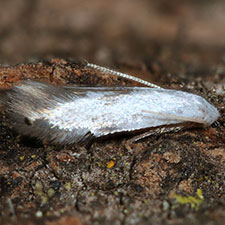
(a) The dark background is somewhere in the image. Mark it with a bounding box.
[0,0,225,65]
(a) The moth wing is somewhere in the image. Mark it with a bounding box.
[2,81,93,144]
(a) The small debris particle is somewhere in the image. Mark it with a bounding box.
[107,160,115,169]
[34,181,43,192]
[162,200,170,211]
[178,178,193,193]
[123,209,128,214]
[196,189,204,200]
[97,162,104,167]
[19,156,25,161]
[46,211,51,217]
[64,182,71,190]
[56,152,75,162]
[163,152,181,163]
[34,181,48,205]
[47,188,56,198]
[7,198,15,216]
[50,180,61,191]
[204,148,225,164]
[35,210,43,218]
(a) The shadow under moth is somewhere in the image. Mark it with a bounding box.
[0,62,220,144]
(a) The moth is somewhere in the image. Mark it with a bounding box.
[0,63,220,144]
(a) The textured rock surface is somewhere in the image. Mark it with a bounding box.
[0,1,224,225]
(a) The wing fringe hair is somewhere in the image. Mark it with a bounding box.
[1,81,92,144]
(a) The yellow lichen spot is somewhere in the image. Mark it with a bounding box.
[196,189,203,200]
[19,156,25,161]
[31,154,36,159]
[46,211,51,217]
[144,199,148,204]
[97,162,104,167]
[47,188,55,198]
[34,181,48,205]
[172,188,204,210]
[107,160,115,169]
[64,182,71,190]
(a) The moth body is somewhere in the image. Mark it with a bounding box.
[1,81,219,144]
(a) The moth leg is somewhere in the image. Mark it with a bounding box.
[127,123,196,144]
[84,136,94,150]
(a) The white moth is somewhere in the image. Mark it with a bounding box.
[0,63,220,144]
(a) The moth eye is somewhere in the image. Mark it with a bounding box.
[24,117,32,126]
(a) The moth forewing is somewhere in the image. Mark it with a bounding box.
[1,80,220,144]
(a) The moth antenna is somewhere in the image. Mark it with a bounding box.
[86,63,162,89]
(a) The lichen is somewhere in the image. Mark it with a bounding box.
[172,188,204,210]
